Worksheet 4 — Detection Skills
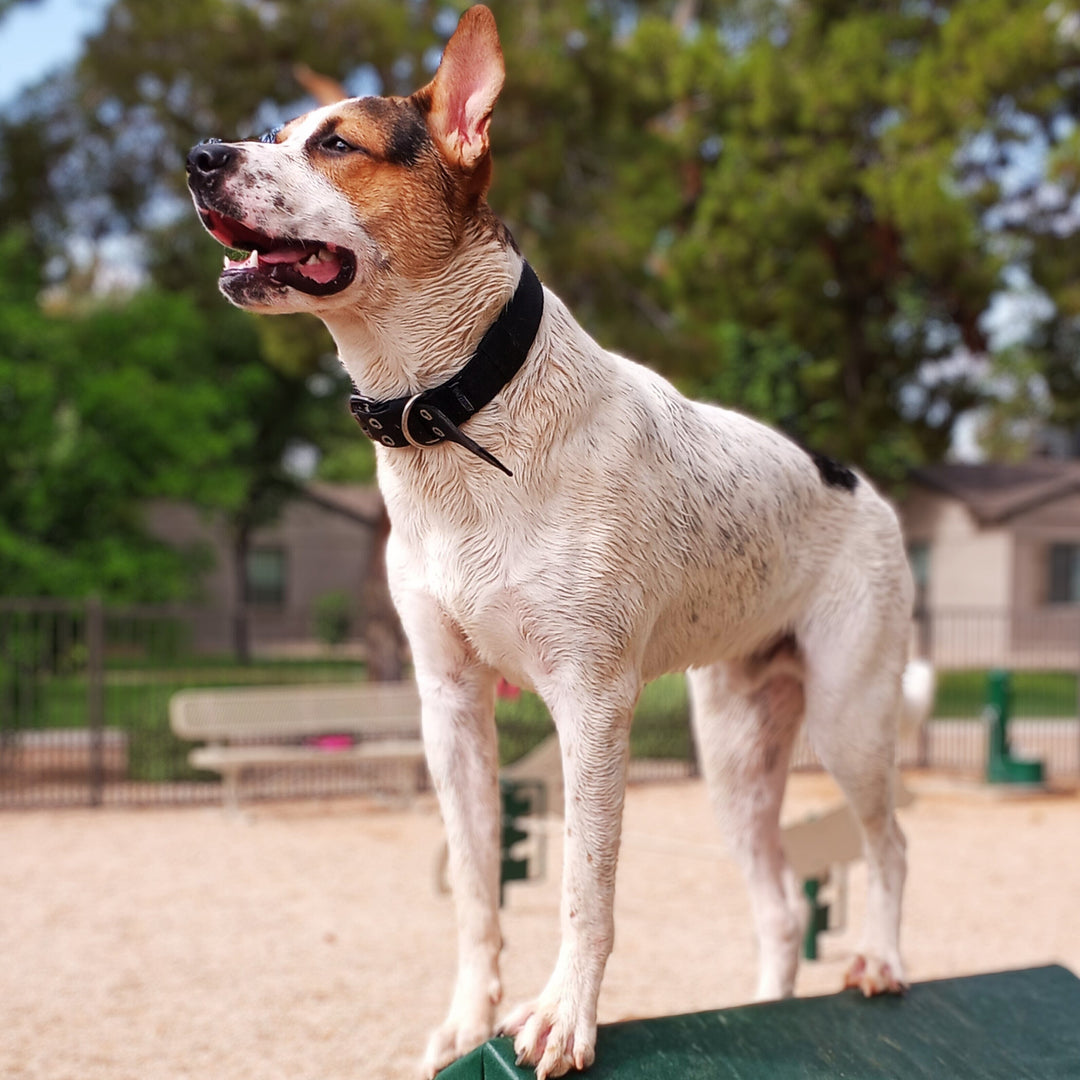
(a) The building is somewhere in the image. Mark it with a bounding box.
[145,484,382,655]
[901,461,1080,666]
[143,465,1080,667]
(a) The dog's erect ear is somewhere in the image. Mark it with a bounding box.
[416,4,504,175]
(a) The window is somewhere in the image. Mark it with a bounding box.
[1048,544,1080,604]
[245,547,286,606]
[907,542,930,609]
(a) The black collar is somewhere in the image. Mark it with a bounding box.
[348,261,544,477]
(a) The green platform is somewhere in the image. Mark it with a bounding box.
[438,965,1080,1079]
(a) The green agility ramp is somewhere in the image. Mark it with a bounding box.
[437,965,1080,1079]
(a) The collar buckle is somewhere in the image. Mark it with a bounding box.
[346,261,543,477]
[400,394,443,448]
[403,394,512,476]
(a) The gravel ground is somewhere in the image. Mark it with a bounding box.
[2,772,1078,1080]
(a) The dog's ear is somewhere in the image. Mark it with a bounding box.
[415,5,504,177]
[294,64,348,106]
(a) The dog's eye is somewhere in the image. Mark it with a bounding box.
[321,134,363,155]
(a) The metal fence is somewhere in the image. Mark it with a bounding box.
[2,599,1079,809]
[0,598,377,809]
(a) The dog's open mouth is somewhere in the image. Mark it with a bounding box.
[199,209,357,297]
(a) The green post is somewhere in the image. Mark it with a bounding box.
[985,669,1045,786]
[499,779,532,907]
[802,878,830,961]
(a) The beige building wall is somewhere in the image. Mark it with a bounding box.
[901,489,1012,609]
[1012,490,1080,608]
[144,489,379,652]
[900,480,1080,666]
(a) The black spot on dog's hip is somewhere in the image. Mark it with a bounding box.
[810,451,858,492]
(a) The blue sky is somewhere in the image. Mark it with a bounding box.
[0,0,110,105]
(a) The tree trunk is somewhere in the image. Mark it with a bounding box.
[231,519,252,665]
[362,499,407,682]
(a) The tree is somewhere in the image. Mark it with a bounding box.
[0,229,249,599]
[4,1,1080,528]
[608,1,1080,480]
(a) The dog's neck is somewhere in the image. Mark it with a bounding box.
[322,240,524,403]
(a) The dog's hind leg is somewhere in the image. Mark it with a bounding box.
[800,596,909,996]
[687,660,806,1001]
[395,592,504,1079]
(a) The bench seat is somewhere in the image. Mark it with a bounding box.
[170,683,425,808]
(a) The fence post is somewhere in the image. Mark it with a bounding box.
[86,595,105,806]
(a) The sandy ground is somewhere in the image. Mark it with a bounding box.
[2,773,1079,1080]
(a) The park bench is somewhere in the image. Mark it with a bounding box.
[169,682,425,810]
[439,964,1080,1078]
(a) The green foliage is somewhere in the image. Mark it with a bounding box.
[0,230,251,599]
[934,669,1078,719]
[313,590,352,647]
[0,0,1078,619]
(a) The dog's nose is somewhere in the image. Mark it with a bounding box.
[186,139,239,176]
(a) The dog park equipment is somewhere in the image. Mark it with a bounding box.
[169,682,425,809]
[984,670,1046,786]
[499,778,547,906]
[781,774,915,961]
[487,730,911,950]
[437,965,1080,1078]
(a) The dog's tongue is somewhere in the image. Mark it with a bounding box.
[255,245,342,284]
[223,242,342,285]
[292,251,341,284]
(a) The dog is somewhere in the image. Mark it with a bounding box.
[186,7,914,1077]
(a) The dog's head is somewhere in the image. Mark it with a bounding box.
[186,5,505,315]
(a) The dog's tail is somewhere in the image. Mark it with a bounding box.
[898,657,936,741]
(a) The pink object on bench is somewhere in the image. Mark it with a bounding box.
[311,734,354,751]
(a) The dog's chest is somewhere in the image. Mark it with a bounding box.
[395,501,576,678]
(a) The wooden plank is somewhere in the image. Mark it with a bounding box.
[438,966,1080,1079]
[169,683,421,741]
[189,738,424,771]
[781,776,915,880]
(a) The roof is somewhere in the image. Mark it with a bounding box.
[299,483,383,527]
[912,461,1080,524]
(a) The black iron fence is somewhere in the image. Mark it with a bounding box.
[0,598,374,808]
[2,599,1078,809]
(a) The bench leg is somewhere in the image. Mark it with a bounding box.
[222,769,241,813]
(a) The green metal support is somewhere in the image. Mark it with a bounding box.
[499,778,545,906]
[985,669,1045,786]
[801,877,830,961]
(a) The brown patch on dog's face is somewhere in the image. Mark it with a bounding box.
[301,96,462,281]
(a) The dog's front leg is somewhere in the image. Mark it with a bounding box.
[501,676,637,1079]
[403,603,503,1079]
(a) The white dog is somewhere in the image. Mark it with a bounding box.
[187,7,914,1077]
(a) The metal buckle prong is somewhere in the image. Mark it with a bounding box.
[400,394,512,476]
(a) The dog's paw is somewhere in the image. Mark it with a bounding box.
[499,999,595,1080]
[420,1005,497,1079]
[843,954,907,997]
